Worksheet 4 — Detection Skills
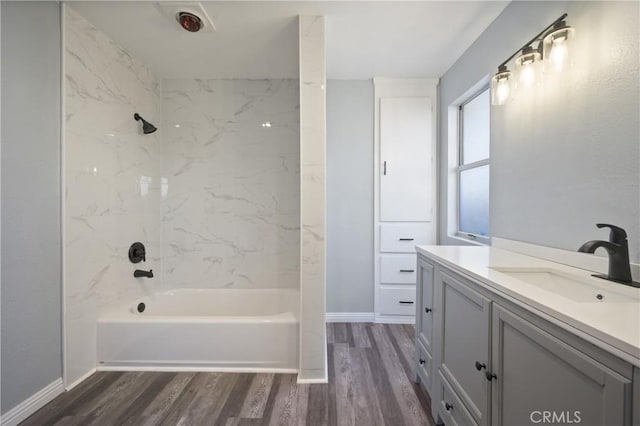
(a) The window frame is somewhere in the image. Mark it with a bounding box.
[456,85,490,244]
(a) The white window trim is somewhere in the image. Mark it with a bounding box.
[447,77,491,245]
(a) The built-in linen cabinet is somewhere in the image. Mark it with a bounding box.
[416,254,635,426]
[374,78,438,324]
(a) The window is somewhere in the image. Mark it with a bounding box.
[457,87,490,241]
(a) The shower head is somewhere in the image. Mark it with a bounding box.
[134,113,157,134]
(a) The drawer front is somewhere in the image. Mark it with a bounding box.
[380,255,417,284]
[439,371,478,426]
[378,287,416,315]
[416,339,432,391]
[380,223,431,253]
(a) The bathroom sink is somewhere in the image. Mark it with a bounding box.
[489,267,640,303]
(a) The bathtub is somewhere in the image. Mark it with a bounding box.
[97,288,299,372]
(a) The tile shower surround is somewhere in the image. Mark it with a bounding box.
[64,6,162,385]
[64,7,301,385]
[161,79,300,291]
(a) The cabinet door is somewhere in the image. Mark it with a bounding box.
[491,304,632,426]
[438,270,491,426]
[380,97,432,221]
[416,258,434,353]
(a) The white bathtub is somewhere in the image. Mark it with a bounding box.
[97,288,299,372]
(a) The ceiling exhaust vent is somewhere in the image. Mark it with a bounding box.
[155,2,216,33]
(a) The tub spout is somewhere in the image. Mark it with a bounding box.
[134,269,153,278]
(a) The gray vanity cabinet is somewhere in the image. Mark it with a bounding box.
[491,304,632,426]
[415,258,435,390]
[417,258,434,351]
[416,254,635,426]
[435,269,492,426]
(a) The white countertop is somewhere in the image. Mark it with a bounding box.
[416,245,640,367]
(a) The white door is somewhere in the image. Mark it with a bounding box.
[380,97,432,222]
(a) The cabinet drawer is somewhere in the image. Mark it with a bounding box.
[378,287,416,315]
[416,339,432,391]
[439,371,478,426]
[380,255,417,284]
[380,223,431,253]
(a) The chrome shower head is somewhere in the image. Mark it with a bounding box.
[134,113,157,134]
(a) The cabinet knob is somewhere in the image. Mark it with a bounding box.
[425,307,432,313]
[485,371,497,381]
[445,402,453,411]
[419,358,425,365]
[475,361,486,371]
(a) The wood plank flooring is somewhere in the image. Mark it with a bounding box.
[22,323,434,426]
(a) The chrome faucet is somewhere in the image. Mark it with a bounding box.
[578,224,639,287]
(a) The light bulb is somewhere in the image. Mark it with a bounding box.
[542,21,573,74]
[515,47,541,89]
[496,79,510,105]
[519,62,536,87]
[549,37,568,72]
[491,66,512,106]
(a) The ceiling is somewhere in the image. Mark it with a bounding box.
[69,1,509,80]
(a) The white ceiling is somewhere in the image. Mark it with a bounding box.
[69,1,509,80]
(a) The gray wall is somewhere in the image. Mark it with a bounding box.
[327,80,374,313]
[439,1,640,262]
[1,2,62,413]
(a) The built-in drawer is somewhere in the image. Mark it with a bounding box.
[378,286,416,315]
[380,254,417,284]
[439,370,478,426]
[380,223,431,253]
[416,339,432,391]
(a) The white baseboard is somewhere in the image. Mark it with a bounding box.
[325,312,374,323]
[1,378,64,426]
[97,365,298,374]
[65,367,96,391]
[296,377,329,384]
[374,314,416,324]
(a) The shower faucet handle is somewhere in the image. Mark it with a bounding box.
[129,242,147,263]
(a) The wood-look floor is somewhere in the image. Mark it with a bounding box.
[22,323,434,426]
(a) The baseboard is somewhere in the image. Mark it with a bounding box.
[65,367,96,391]
[1,378,64,426]
[97,365,298,374]
[325,312,374,323]
[296,376,329,384]
[374,314,416,324]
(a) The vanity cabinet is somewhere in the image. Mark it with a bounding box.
[435,270,491,425]
[415,258,435,390]
[417,255,635,426]
[491,304,631,426]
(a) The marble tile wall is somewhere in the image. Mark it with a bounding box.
[161,79,300,290]
[298,16,327,382]
[64,6,162,386]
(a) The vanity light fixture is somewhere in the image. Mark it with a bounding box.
[515,45,542,89]
[491,65,512,106]
[543,19,575,74]
[491,13,573,106]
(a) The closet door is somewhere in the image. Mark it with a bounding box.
[380,97,432,221]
